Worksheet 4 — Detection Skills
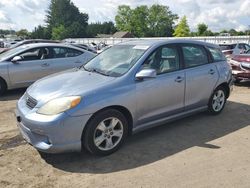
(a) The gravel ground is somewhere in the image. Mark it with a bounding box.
[0,83,250,188]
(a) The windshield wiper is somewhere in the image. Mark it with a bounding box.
[91,68,110,76]
[82,66,110,76]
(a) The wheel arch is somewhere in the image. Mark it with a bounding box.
[0,76,8,90]
[216,82,230,99]
[81,105,134,143]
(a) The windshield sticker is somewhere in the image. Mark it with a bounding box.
[133,45,149,50]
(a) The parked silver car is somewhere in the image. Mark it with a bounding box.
[0,43,95,94]
[16,40,233,155]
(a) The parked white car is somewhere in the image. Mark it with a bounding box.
[0,43,95,94]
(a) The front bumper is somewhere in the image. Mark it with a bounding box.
[232,70,250,80]
[15,95,92,153]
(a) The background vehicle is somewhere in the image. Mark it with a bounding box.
[69,43,97,54]
[0,41,4,48]
[229,51,250,82]
[219,43,250,57]
[16,40,233,156]
[0,43,95,94]
[0,39,60,54]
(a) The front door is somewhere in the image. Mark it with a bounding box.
[8,47,52,88]
[135,45,185,127]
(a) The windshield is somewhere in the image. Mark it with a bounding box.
[84,45,148,77]
[0,45,27,60]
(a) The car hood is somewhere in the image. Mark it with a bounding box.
[27,68,116,104]
[232,54,250,62]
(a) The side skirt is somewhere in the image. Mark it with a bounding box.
[132,106,208,134]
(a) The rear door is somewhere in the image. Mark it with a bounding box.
[181,44,219,110]
[46,47,87,74]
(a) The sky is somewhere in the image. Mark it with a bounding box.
[0,0,249,32]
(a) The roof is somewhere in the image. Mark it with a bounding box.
[19,43,91,53]
[118,39,220,48]
[113,32,133,38]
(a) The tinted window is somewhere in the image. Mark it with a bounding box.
[66,48,83,57]
[52,47,83,58]
[207,47,226,62]
[52,47,67,58]
[238,43,246,50]
[182,45,208,68]
[143,46,180,74]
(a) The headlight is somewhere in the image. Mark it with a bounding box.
[37,96,81,115]
[241,62,250,68]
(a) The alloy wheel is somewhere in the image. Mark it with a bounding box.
[212,89,225,112]
[93,117,124,151]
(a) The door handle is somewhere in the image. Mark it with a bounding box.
[208,69,215,75]
[41,63,49,67]
[175,76,183,83]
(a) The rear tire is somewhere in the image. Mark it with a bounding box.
[83,109,128,156]
[0,78,7,96]
[208,86,227,115]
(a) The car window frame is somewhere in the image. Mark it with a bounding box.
[7,47,49,62]
[141,44,182,76]
[179,43,210,69]
[206,46,226,63]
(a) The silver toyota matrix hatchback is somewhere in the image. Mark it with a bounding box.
[16,40,233,155]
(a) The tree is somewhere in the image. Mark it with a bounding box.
[174,16,190,37]
[147,4,178,37]
[130,6,149,37]
[115,5,133,33]
[87,22,117,37]
[229,29,238,36]
[52,25,68,40]
[46,0,88,39]
[197,23,208,36]
[30,25,50,39]
[115,4,178,37]
[16,29,30,38]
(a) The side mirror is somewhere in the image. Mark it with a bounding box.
[136,69,157,80]
[11,56,22,63]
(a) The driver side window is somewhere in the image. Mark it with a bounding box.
[143,46,180,75]
[17,47,50,61]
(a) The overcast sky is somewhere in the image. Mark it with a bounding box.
[0,0,249,32]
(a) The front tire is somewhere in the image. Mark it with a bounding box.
[83,109,128,156]
[208,86,227,115]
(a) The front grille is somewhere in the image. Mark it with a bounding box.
[26,95,37,109]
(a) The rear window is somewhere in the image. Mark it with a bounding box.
[207,47,226,62]
[219,44,236,51]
